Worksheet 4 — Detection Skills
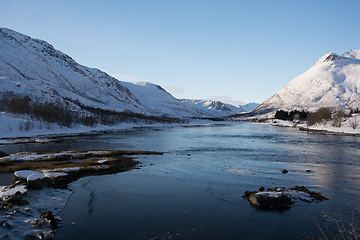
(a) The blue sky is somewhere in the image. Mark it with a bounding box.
[1,0,360,105]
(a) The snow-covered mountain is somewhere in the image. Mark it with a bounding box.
[254,50,360,116]
[239,102,259,112]
[0,28,147,112]
[180,99,245,117]
[120,81,200,117]
[0,28,203,118]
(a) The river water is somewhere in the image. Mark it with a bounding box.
[2,123,360,239]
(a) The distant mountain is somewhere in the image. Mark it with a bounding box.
[253,50,360,116]
[238,102,259,112]
[181,99,246,117]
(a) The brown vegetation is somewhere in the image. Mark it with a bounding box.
[0,150,163,188]
[307,107,332,126]
[309,203,359,240]
[0,92,188,130]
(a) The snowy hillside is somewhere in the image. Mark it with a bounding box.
[0,28,205,118]
[121,82,200,117]
[0,28,149,113]
[254,50,360,116]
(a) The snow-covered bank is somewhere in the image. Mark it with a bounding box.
[271,116,360,136]
[0,112,142,140]
[303,116,360,136]
[0,112,235,143]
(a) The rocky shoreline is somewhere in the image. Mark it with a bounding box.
[0,149,163,239]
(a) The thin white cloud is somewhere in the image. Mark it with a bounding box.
[166,86,185,94]
[209,95,245,106]
[110,73,139,82]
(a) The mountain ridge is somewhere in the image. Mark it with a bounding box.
[0,27,245,119]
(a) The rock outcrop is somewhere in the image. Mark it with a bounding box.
[243,186,328,209]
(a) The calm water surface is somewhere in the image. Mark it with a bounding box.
[1,123,360,239]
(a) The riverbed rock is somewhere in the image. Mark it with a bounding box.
[258,186,265,191]
[27,178,43,189]
[40,211,58,228]
[242,191,257,200]
[13,170,45,189]
[281,169,288,174]
[3,191,26,206]
[243,186,328,209]
[249,191,293,208]
[37,231,54,240]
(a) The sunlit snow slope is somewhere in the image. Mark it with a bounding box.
[121,81,200,117]
[255,50,360,115]
[0,28,150,113]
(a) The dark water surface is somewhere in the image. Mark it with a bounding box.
[1,123,360,239]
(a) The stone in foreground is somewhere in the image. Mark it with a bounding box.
[242,186,328,209]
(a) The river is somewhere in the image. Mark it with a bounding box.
[1,122,360,239]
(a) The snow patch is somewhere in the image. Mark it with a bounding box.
[0,184,27,198]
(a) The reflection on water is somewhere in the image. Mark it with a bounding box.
[1,123,360,239]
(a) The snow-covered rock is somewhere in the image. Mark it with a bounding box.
[15,170,45,181]
[0,184,27,198]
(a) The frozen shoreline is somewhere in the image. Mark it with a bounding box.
[2,112,359,144]
[270,117,360,136]
[0,112,230,144]
[0,149,151,239]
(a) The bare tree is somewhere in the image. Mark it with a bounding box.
[331,109,344,128]
[348,117,359,129]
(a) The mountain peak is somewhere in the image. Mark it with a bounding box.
[314,52,346,65]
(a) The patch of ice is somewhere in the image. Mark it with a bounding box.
[0,140,12,144]
[226,168,261,175]
[44,167,80,172]
[43,172,68,178]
